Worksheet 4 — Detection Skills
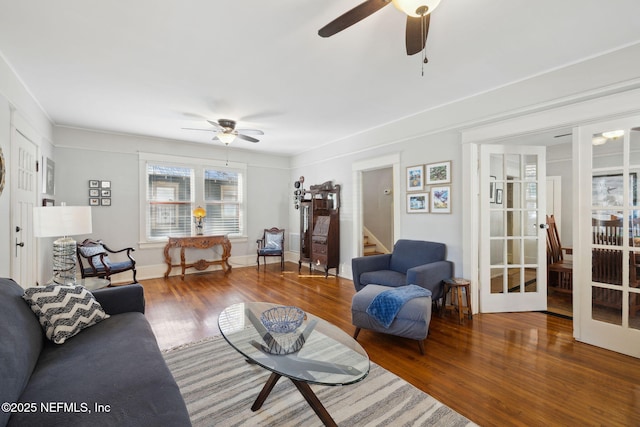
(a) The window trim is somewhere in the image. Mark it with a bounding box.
[138,152,247,247]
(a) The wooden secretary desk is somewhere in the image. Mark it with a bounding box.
[298,181,340,277]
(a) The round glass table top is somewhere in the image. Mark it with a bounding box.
[218,302,370,386]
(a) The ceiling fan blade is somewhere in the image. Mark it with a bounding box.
[182,127,214,132]
[318,0,390,38]
[236,133,259,143]
[236,128,264,136]
[405,13,430,56]
[206,120,224,130]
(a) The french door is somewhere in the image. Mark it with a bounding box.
[576,116,640,358]
[480,145,547,312]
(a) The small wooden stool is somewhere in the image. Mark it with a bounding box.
[443,278,472,324]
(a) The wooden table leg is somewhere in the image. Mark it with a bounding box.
[455,286,464,324]
[251,372,282,411]
[463,284,472,319]
[291,379,338,427]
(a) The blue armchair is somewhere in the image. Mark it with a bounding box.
[351,239,453,302]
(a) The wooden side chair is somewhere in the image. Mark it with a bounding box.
[77,239,137,283]
[256,228,285,271]
[546,215,573,293]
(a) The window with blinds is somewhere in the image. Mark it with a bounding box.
[204,169,241,235]
[144,161,244,240]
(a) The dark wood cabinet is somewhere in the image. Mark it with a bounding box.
[298,181,340,277]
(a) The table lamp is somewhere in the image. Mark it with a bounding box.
[193,206,206,235]
[33,204,92,284]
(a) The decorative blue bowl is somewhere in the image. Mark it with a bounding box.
[260,306,305,334]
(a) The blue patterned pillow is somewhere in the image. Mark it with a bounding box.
[79,245,109,268]
[22,284,110,344]
[265,232,283,250]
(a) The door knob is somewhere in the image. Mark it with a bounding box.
[15,239,24,257]
[540,223,549,229]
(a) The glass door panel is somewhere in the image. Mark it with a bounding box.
[577,117,640,358]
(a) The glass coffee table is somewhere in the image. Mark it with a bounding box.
[218,302,370,427]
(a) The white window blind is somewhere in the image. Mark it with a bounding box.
[142,155,245,241]
[146,164,193,238]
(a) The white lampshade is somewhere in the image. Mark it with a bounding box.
[392,0,441,17]
[33,206,92,237]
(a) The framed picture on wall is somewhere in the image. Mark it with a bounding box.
[89,180,100,188]
[89,189,100,197]
[406,165,424,192]
[431,186,451,213]
[43,157,55,195]
[407,192,429,213]
[426,161,451,185]
[101,198,111,206]
[89,198,99,206]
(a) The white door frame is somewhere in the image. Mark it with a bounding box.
[352,154,401,265]
[462,87,640,339]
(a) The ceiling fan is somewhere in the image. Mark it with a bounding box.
[183,119,264,145]
[318,0,441,58]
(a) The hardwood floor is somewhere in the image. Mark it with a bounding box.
[141,263,640,426]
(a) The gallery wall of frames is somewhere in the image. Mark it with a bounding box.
[88,180,112,207]
[406,161,451,214]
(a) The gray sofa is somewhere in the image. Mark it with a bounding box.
[351,239,453,302]
[0,277,191,427]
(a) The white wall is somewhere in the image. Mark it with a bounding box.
[290,130,463,280]
[53,127,291,280]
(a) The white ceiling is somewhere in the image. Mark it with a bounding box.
[1,1,640,155]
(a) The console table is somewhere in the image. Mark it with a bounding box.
[163,235,232,280]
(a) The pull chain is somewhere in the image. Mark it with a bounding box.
[421,14,428,76]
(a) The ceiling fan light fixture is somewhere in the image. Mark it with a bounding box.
[392,0,441,17]
[592,136,607,146]
[217,132,236,145]
[602,130,625,139]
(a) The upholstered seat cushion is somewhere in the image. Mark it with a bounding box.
[360,270,406,288]
[258,248,282,256]
[352,284,431,340]
[81,260,133,274]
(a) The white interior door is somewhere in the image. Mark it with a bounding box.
[480,144,547,313]
[576,117,640,358]
[11,129,37,287]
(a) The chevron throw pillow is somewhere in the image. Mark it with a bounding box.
[22,284,110,344]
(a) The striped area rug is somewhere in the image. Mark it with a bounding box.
[163,336,476,427]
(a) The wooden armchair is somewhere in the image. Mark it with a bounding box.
[591,217,640,317]
[546,215,573,293]
[77,239,137,283]
[256,228,285,271]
